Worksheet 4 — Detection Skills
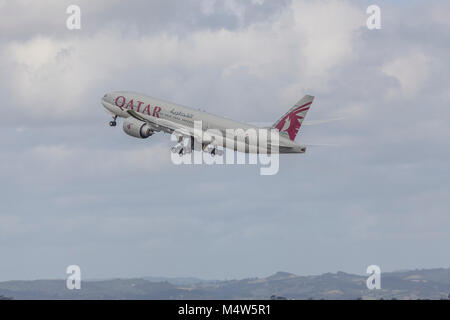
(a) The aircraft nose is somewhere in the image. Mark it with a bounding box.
[101,93,111,108]
[102,93,113,106]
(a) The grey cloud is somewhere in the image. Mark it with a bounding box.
[0,0,449,281]
[0,0,291,41]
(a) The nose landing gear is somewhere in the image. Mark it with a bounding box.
[109,116,118,127]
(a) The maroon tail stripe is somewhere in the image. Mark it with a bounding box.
[291,106,310,114]
[291,102,312,113]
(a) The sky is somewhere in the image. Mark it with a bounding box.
[0,0,449,282]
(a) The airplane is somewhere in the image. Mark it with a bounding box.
[101,91,314,156]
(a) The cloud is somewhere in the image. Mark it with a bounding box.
[382,51,430,98]
[0,0,365,126]
[1,0,450,281]
[1,141,171,187]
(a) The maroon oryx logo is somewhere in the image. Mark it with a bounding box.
[275,102,311,141]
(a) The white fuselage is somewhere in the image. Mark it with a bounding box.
[101,91,306,154]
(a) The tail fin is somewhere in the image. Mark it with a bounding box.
[272,95,314,141]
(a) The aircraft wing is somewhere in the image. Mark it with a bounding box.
[126,109,148,122]
[126,110,204,141]
[248,117,345,127]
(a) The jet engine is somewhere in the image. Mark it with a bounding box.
[123,117,154,139]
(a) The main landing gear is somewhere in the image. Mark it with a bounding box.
[171,136,194,156]
[109,116,117,127]
[206,146,223,157]
[171,139,224,157]
[171,144,187,155]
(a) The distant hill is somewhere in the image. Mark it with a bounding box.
[141,276,216,286]
[0,268,449,300]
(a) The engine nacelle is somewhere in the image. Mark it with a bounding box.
[123,117,154,139]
